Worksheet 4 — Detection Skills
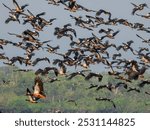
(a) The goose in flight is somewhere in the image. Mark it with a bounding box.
[136,13,150,19]
[131,3,148,15]
[96,97,116,108]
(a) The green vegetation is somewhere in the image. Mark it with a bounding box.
[0,66,150,113]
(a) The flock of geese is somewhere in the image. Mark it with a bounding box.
[0,0,150,110]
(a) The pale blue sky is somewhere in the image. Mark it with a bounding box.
[0,0,150,72]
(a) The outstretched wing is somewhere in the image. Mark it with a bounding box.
[21,4,29,10]
[131,2,138,7]
[34,76,44,93]
[113,30,120,37]
[27,9,35,16]
[132,8,138,15]
[77,4,96,12]
[2,3,12,11]
[136,34,145,41]
[26,88,38,103]
[13,0,21,10]
[33,76,46,98]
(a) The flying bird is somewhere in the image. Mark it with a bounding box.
[96,9,111,20]
[85,72,103,82]
[136,34,150,43]
[96,97,116,108]
[96,82,128,94]
[54,24,76,40]
[101,30,120,40]
[138,79,150,87]
[32,57,50,66]
[127,87,140,93]
[131,3,148,15]
[60,0,95,12]
[66,70,87,79]
[12,0,29,13]
[26,76,46,101]
[136,13,150,19]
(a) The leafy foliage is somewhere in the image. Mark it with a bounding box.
[0,66,150,113]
